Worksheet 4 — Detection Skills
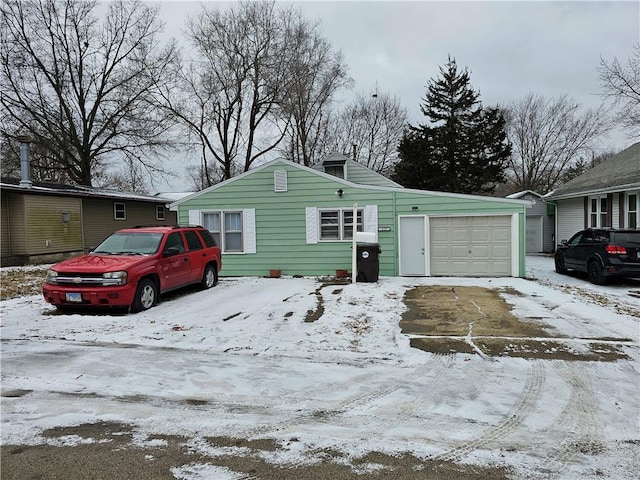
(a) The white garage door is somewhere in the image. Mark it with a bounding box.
[430,216,512,276]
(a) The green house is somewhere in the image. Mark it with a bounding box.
[170,154,529,278]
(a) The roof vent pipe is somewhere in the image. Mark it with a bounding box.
[17,135,32,188]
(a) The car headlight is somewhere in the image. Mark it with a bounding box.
[103,271,127,285]
[45,270,59,284]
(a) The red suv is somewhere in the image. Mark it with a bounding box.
[43,225,222,312]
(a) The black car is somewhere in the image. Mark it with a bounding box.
[554,228,640,284]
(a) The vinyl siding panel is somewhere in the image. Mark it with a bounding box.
[178,163,396,277]
[345,161,398,187]
[1,192,26,256]
[177,161,527,277]
[24,195,83,254]
[82,198,177,248]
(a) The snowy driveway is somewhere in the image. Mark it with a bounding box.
[1,256,639,479]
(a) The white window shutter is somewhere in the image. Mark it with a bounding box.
[306,207,318,244]
[243,208,256,254]
[274,171,288,192]
[364,205,378,242]
[188,210,201,226]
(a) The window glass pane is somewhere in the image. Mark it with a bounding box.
[156,205,165,221]
[590,214,597,227]
[320,211,340,240]
[184,231,203,250]
[591,198,597,212]
[225,232,243,251]
[165,232,185,253]
[198,229,217,247]
[343,210,363,240]
[225,212,242,231]
[203,213,220,232]
[114,202,126,220]
[628,194,637,210]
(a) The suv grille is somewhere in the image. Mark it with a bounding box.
[54,273,116,286]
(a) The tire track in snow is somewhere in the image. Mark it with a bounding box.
[434,358,546,462]
[534,361,601,477]
[243,353,448,438]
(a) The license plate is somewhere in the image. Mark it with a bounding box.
[65,293,82,302]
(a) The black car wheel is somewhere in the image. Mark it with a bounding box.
[587,260,606,285]
[131,278,158,312]
[554,254,567,274]
[201,264,218,289]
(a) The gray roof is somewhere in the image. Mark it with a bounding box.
[547,142,640,199]
[0,177,173,203]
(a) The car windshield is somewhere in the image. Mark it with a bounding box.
[92,232,163,255]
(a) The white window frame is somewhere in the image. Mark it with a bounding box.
[114,202,126,220]
[201,210,247,253]
[318,207,363,241]
[588,195,608,228]
[626,192,639,228]
[156,205,166,221]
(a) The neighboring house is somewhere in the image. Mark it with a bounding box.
[170,153,529,278]
[506,190,555,253]
[545,142,640,245]
[1,178,177,266]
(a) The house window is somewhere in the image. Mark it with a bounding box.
[156,205,166,221]
[319,208,363,241]
[202,211,244,252]
[114,202,126,220]
[324,165,345,178]
[589,196,608,228]
[627,193,638,228]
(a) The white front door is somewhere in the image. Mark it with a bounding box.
[526,215,543,253]
[399,216,426,276]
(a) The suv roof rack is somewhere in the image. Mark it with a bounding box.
[129,224,204,229]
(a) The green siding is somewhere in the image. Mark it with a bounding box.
[177,161,527,277]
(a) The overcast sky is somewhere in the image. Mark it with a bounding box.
[156,0,639,191]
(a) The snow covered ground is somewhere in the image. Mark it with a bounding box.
[1,256,639,479]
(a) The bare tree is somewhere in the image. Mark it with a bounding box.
[0,0,178,188]
[161,1,298,186]
[279,22,352,167]
[504,94,611,194]
[599,44,640,138]
[326,89,408,175]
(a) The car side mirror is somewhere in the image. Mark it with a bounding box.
[560,240,568,246]
[163,247,181,257]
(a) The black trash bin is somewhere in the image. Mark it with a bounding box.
[356,243,381,282]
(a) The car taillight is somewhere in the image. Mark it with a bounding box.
[605,244,627,255]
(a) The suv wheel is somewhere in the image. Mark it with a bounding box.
[554,254,567,274]
[131,278,158,312]
[587,260,606,285]
[201,264,218,289]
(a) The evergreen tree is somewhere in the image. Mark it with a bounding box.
[392,57,511,195]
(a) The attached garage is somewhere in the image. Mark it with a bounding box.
[172,156,529,279]
[429,215,512,276]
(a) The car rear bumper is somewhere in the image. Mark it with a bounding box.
[42,284,136,308]
[603,262,640,279]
